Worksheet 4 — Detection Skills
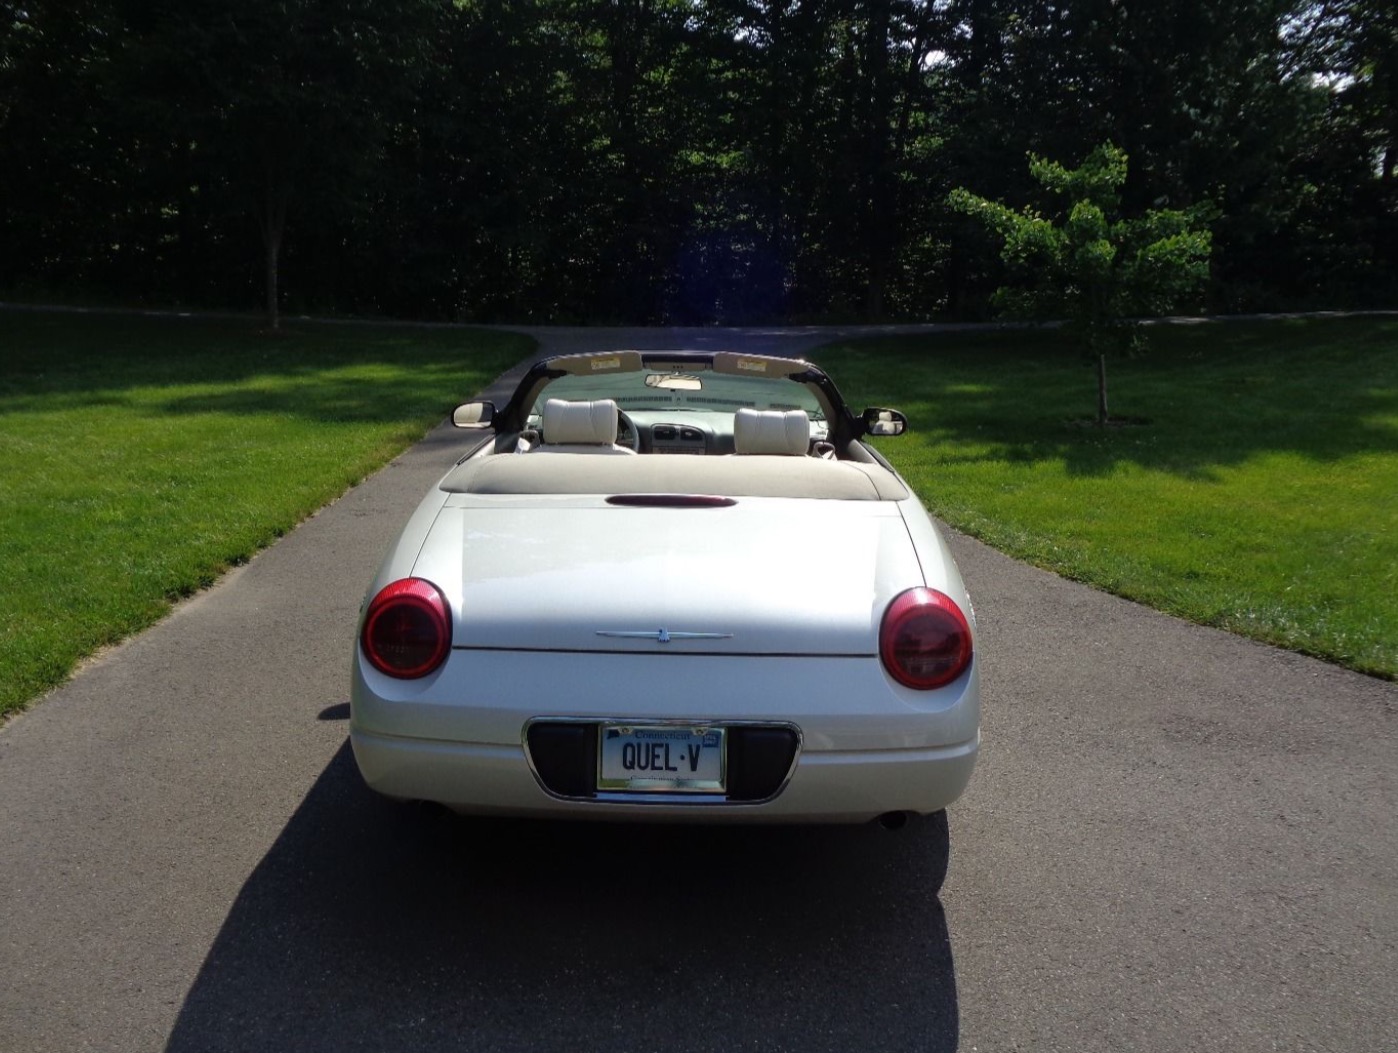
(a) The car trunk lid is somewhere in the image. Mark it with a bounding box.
[425,495,923,655]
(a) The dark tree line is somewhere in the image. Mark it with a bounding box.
[1,0,1393,325]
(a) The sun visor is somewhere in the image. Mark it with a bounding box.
[545,351,646,376]
[712,353,811,379]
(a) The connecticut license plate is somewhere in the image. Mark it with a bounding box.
[598,724,725,793]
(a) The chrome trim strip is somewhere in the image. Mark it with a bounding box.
[595,629,735,642]
[592,791,731,804]
[457,646,872,658]
[521,716,803,807]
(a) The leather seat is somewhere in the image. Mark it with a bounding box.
[535,399,637,454]
[733,408,811,456]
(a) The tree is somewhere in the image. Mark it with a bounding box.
[3,1,1390,323]
[1288,0,1398,302]
[950,143,1212,424]
[0,0,136,294]
[144,0,435,329]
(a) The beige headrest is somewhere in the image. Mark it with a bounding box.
[542,399,620,445]
[733,408,811,455]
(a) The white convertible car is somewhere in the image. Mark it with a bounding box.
[350,350,979,826]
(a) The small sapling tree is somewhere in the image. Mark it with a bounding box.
[950,144,1212,424]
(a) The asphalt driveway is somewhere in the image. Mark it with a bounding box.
[1,325,1394,1053]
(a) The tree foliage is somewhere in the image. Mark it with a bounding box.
[951,143,1212,422]
[0,0,1390,324]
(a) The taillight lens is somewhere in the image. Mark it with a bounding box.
[880,587,973,690]
[361,578,452,679]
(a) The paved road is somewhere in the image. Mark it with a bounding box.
[1,326,1394,1053]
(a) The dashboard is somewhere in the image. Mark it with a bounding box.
[621,410,757,455]
[643,420,709,454]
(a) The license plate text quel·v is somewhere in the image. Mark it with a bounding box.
[598,724,725,793]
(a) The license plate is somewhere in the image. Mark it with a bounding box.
[598,724,725,793]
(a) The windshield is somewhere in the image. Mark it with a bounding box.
[528,367,826,420]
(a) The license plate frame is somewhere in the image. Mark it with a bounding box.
[597,723,726,794]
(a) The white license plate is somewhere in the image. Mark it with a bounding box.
[598,724,725,793]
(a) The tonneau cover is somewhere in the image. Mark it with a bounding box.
[439,453,909,501]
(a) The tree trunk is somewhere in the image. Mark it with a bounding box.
[264,225,281,331]
[1097,353,1110,425]
[259,165,291,331]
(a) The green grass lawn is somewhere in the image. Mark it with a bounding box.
[2,311,1393,720]
[814,317,1398,679]
[0,311,532,718]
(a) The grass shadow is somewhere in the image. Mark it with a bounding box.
[0,312,532,426]
[817,317,1398,479]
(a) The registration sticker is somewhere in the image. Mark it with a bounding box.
[598,724,725,793]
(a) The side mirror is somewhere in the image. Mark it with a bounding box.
[451,401,495,428]
[862,407,907,437]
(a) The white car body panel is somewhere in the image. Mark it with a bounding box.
[434,497,923,654]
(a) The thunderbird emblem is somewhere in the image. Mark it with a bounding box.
[596,629,734,644]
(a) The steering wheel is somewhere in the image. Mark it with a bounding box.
[616,409,641,452]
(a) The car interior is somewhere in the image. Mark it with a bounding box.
[448,353,908,491]
[520,398,835,459]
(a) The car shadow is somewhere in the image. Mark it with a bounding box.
[164,742,958,1053]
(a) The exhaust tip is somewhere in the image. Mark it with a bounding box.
[876,810,910,831]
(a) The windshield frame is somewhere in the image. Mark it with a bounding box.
[496,351,861,439]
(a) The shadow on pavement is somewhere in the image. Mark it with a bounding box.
[165,742,958,1053]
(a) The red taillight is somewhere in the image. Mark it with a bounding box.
[361,578,451,679]
[880,587,973,690]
